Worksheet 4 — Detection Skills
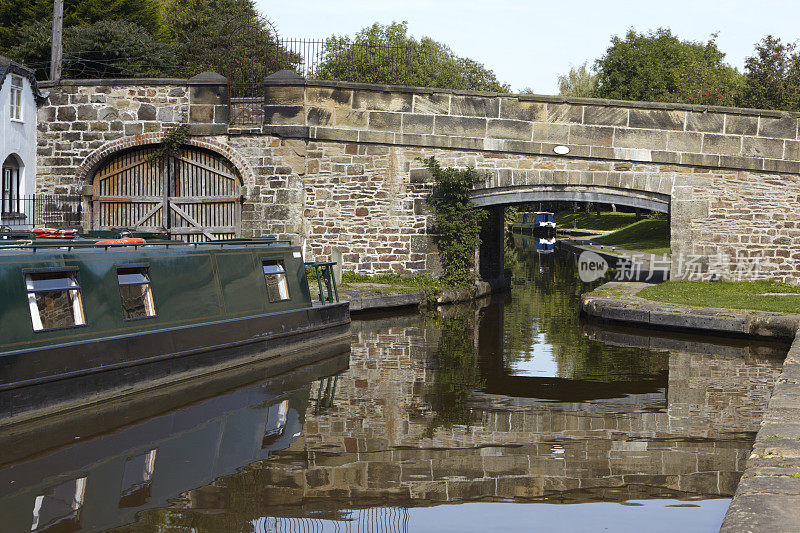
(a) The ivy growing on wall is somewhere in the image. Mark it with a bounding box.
[422,157,486,287]
[148,124,190,163]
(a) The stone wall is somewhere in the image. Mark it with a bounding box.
[264,79,800,176]
[36,74,229,195]
[34,76,800,280]
[37,80,189,194]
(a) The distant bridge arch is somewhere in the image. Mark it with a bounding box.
[471,185,670,213]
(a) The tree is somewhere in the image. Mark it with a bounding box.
[161,0,295,89]
[8,20,176,78]
[557,62,597,97]
[593,28,743,106]
[316,22,509,92]
[0,0,164,54]
[740,35,800,111]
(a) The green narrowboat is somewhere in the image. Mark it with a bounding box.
[0,234,350,409]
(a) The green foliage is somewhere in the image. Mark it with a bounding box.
[504,205,519,229]
[1,0,294,84]
[557,62,597,97]
[638,280,800,314]
[740,35,800,112]
[593,28,743,106]
[341,271,446,304]
[423,313,484,436]
[0,0,165,54]
[316,21,509,92]
[8,19,177,78]
[148,124,190,162]
[593,218,670,255]
[161,0,294,88]
[422,157,487,287]
[554,211,637,231]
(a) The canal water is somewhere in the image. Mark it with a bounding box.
[0,238,789,532]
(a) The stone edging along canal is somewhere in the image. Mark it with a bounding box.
[340,280,499,312]
[582,282,800,532]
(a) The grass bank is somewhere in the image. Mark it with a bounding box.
[555,211,637,231]
[593,219,670,256]
[638,280,800,314]
[339,272,449,303]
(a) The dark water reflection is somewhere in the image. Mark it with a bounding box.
[0,241,789,532]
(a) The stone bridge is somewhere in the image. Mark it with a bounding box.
[37,73,800,281]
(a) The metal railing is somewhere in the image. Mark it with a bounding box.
[230,39,413,125]
[305,261,340,303]
[0,195,82,229]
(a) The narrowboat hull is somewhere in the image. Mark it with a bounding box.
[0,302,349,424]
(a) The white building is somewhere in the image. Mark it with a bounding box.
[0,56,47,227]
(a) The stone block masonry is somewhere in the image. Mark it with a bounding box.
[34,75,800,281]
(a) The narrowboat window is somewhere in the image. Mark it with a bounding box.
[30,476,87,533]
[262,259,290,302]
[117,266,156,320]
[25,271,86,331]
[119,449,157,508]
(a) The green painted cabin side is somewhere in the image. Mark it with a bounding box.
[0,242,313,354]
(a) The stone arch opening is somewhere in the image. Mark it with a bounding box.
[91,143,244,241]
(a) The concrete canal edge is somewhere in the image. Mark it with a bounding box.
[581,282,800,531]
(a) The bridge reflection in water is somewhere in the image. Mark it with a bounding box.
[0,246,788,532]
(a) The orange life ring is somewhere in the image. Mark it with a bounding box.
[96,238,145,245]
[32,228,78,238]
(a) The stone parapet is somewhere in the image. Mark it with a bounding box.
[263,78,800,176]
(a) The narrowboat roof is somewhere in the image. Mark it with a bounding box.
[0,236,295,258]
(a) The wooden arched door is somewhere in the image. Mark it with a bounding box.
[92,145,242,241]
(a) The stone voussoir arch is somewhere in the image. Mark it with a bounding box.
[76,132,255,188]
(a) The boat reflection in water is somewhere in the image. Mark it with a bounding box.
[515,234,556,254]
[0,245,790,533]
[0,345,349,533]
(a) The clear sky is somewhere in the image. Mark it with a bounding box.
[260,0,800,94]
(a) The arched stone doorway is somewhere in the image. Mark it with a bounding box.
[92,145,242,241]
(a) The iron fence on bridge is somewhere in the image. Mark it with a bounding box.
[229,39,415,125]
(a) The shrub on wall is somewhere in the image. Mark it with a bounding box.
[422,157,486,287]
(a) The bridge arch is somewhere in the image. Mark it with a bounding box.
[471,185,670,213]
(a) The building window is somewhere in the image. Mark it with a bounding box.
[10,75,22,121]
[1,155,20,215]
[119,449,157,508]
[30,477,87,533]
[117,266,156,319]
[262,259,290,302]
[25,270,86,331]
